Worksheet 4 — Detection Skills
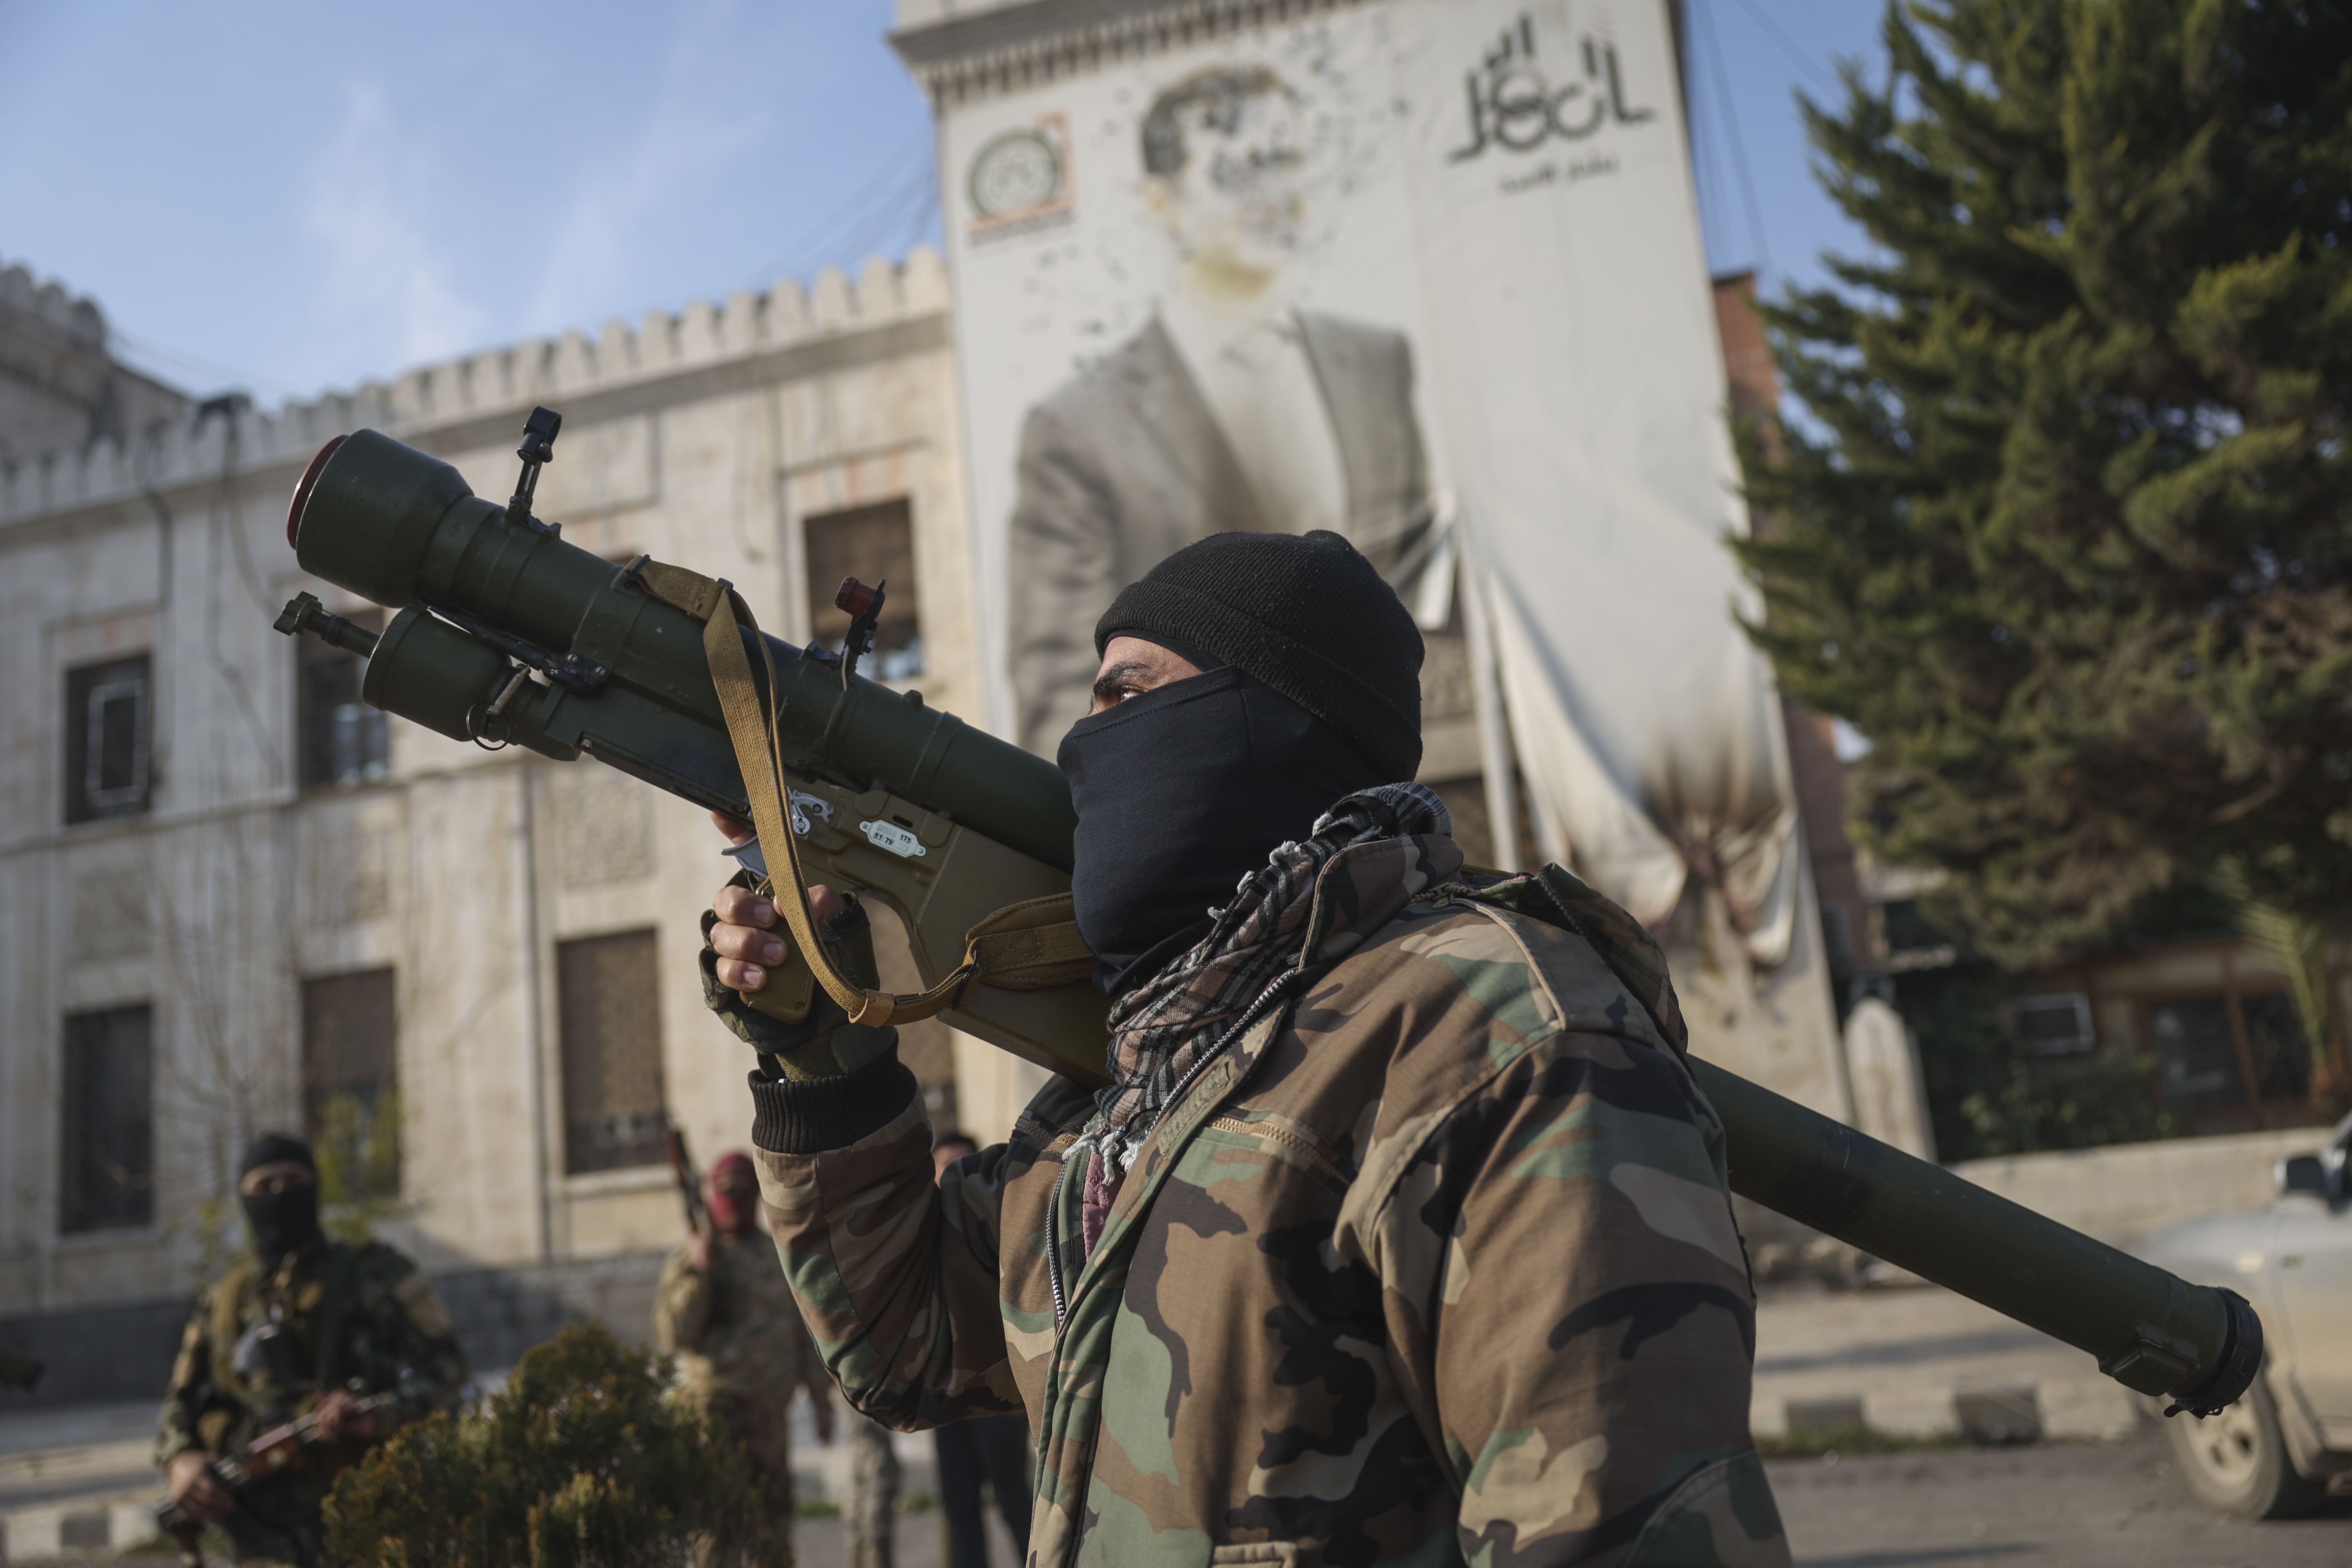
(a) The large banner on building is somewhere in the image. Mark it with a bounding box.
[939,0,1801,965]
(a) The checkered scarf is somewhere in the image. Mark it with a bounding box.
[1085,782,1462,1182]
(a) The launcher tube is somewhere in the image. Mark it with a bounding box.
[1693,1060,2258,1411]
[285,426,2259,1417]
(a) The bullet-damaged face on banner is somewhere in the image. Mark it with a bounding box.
[1140,67,1322,281]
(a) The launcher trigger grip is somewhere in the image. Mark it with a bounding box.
[737,876,818,1026]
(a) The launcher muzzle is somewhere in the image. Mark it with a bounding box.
[278,413,2261,1423]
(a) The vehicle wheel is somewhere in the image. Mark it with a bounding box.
[2165,1377,2329,1519]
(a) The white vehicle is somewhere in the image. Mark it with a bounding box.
[2135,1111,2352,1517]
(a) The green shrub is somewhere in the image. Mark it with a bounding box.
[325,1323,774,1567]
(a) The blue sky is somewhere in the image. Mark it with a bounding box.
[0,0,1889,407]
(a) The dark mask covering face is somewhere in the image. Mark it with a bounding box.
[1059,667,1384,993]
[242,1183,320,1268]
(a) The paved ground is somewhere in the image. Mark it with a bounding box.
[0,1392,1020,1568]
[1771,1430,2352,1568]
[1751,1283,2141,1441]
[791,1506,1024,1568]
[0,1503,1019,1568]
[2,1284,2340,1565]
[0,1401,153,1514]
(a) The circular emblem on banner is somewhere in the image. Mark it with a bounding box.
[969,129,1062,218]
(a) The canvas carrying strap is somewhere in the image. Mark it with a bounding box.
[636,560,1096,1027]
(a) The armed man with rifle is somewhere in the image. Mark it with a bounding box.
[653,1140,835,1566]
[156,1134,468,1567]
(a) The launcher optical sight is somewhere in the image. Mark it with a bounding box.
[279,412,2262,1424]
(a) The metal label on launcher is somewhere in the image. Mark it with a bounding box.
[860,820,927,858]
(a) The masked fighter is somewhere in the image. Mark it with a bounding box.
[653,1150,836,1566]
[702,532,1788,1566]
[157,1134,468,1566]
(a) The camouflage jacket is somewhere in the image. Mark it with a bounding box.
[156,1238,468,1483]
[653,1229,830,1408]
[751,835,1788,1568]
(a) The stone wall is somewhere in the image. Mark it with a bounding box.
[0,250,980,1323]
[1949,1123,2331,1246]
[0,261,189,463]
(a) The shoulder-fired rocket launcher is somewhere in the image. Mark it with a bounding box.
[277,412,2261,1424]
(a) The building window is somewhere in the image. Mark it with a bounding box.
[61,1005,153,1233]
[804,499,924,682]
[557,930,666,1174]
[302,969,400,1200]
[2002,993,2095,1056]
[2238,992,2310,1105]
[298,611,389,788]
[65,655,152,823]
[2147,989,2310,1127]
[2149,996,2244,1116]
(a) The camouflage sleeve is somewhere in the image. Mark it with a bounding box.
[365,1250,470,1416]
[751,1094,1027,1432]
[155,1296,216,1466]
[652,1243,712,1354]
[788,1297,832,1407]
[1378,1034,1789,1567]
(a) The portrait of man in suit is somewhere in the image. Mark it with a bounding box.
[1006,64,1439,752]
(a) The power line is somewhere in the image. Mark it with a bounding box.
[108,326,304,402]
[1697,0,1775,278]
[1723,0,1840,96]
[828,154,940,270]
[742,126,937,288]
[1683,6,1728,258]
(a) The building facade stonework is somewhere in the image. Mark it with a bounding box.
[0,254,991,1391]
[0,262,189,465]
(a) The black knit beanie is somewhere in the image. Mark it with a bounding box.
[240,1132,316,1178]
[1095,530,1423,780]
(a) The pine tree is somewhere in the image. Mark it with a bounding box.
[1737,0,2352,1018]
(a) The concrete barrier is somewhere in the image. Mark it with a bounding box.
[1948,1124,2331,1246]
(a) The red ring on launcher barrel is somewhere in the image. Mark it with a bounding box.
[285,436,347,547]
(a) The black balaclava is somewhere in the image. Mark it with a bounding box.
[239,1132,321,1268]
[1063,530,1426,994]
[1060,666,1382,990]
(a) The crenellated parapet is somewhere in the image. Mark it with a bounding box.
[0,247,951,527]
[0,262,110,349]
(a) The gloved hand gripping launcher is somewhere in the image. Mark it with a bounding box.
[281,413,2261,1422]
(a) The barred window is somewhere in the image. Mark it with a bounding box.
[61,1005,153,1233]
[298,611,389,788]
[65,655,152,824]
[804,499,924,682]
[302,968,401,1200]
[557,930,666,1173]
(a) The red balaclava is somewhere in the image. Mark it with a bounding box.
[706,1152,760,1237]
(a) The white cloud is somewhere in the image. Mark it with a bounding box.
[302,79,494,379]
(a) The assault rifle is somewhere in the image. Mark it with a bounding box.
[156,1389,400,1568]
[272,411,2262,1425]
[664,1122,708,1236]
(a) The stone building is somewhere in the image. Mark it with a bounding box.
[0,258,1826,1398]
[0,253,1002,1397]
[0,263,189,464]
